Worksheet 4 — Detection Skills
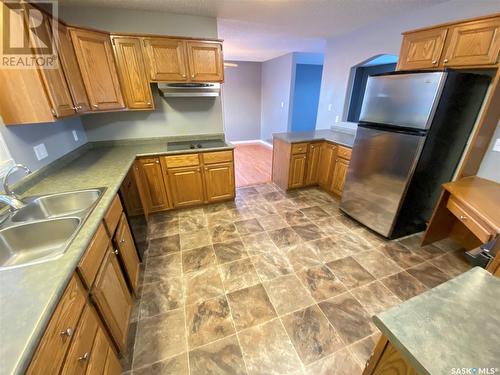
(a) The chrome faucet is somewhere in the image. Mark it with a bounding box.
[0,164,31,211]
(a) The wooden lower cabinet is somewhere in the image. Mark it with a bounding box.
[318,142,337,189]
[168,166,206,207]
[330,157,350,196]
[289,154,307,189]
[114,213,141,295]
[204,162,235,202]
[363,336,418,375]
[306,143,321,186]
[139,157,171,212]
[120,168,144,217]
[91,248,132,353]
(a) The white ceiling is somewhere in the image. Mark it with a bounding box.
[58,0,449,61]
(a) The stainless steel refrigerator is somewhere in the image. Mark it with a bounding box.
[340,70,490,239]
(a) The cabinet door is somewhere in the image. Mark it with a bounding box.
[318,143,337,189]
[139,157,170,212]
[204,162,235,203]
[24,4,75,118]
[84,323,118,374]
[112,36,154,109]
[142,38,188,81]
[92,249,132,353]
[305,143,321,186]
[397,28,447,70]
[26,275,86,375]
[132,161,151,220]
[120,168,144,216]
[186,41,224,82]
[70,28,125,111]
[289,154,307,189]
[56,22,90,113]
[115,213,141,295]
[330,158,350,196]
[168,166,205,207]
[60,304,99,375]
[443,18,500,67]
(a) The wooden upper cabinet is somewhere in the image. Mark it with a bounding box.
[139,157,171,212]
[204,162,235,202]
[112,36,153,109]
[186,41,224,82]
[69,28,125,111]
[443,17,500,67]
[397,27,447,70]
[142,38,188,81]
[92,248,132,353]
[23,4,75,118]
[56,22,90,113]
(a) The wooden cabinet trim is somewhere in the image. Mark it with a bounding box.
[104,195,124,236]
[77,223,110,289]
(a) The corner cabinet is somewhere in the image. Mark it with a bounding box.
[111,36,154,110]
[69,28,125,111]
[398,15,500,70]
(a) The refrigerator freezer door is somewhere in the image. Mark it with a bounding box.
[359,72,446,130]
[340,126,426,237]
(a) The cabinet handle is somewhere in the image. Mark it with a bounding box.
[73,106,78,111]
[431,60,437,64]
[113,249,119,255]
[459,215,467,221]
[60,328,73,337]
[443,58,449,63]
[120,239,125,244]
[182,73,186,78]
[147,102,152,105]
[191,74,195,78]
[93,104,99,109]
[156,160,159,164]
[78,352,89,361]
[50,108,56,116]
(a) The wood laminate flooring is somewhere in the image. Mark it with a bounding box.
[233,143,272,187]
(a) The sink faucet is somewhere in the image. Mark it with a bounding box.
[0,164,31,211]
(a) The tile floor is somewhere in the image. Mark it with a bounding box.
[125,183,471,375]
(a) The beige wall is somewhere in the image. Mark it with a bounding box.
[59,6,224,141]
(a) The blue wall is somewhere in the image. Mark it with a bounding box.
[290,64,323,132]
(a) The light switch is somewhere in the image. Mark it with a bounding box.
[492,138,500,152]
[33,143,48,160]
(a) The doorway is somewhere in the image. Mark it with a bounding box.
[290,64,323,132]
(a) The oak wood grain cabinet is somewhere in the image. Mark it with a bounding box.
[186,41,224,82]
[111,36,154,109]
[120,168,144,217]
[167,166,206,207]
[318,142,337,189]
[398,14,500,70]
[138,157,171,212]
[330,156,350,196]
[397,27,447,70]
[91,248,133,354]
[70,27,125,111]
[305,143,321,186]
[204,162,235,202]
[56,22,90,113]
[114,213,141,295]
[363,336,418,375]
[77,222,110,289]
[289,154,307,189]
[142,37,189,81]
[26,274,86,374]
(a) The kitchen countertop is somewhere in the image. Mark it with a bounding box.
[373,267,500,375]
[0,136,233,375]
[272,129,356,148]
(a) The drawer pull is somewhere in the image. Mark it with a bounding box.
[60,328,73,337]
[459,215,467,220]
[78,352,89,361]
[113,249,119,255]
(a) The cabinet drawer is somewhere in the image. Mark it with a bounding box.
[164,154,200,168]
[104,195,123,235]
[60,304,99,375]
[291,142,308,155]
[447,196,492,243]
[77,223,110,289]
[337,146,352,160]
[27,274,86,375]
[202,150,233,164]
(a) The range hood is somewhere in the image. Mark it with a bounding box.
[158,82,220,97]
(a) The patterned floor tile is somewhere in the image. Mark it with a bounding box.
[297,265,347,302]
[189,335,246,375]
[219,258,260,293]
[263,274,315,315]
[227,284,277,330]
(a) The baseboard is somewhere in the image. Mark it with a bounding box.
[231,139,273,148]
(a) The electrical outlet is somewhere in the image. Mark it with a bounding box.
[492,138,500,152]
[33,143,48,161]
[72,130,79,142]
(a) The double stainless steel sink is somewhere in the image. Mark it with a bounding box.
[0,188,105,271]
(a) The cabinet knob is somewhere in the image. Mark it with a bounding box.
[443,58,449,63]
[431,60,437,64]
[50,108,56,116]
[113,249,119,255]
[182,73,186,78]
[78,105,83,110]
[120,239,125,244]
[78,352,89,361]
[60,328,73,337]
[93,104,99,109]
[73,106,78,111]
[147,102,152,105]
[459,215,467,221]
[191,74,195,78]
[156,160,159,164]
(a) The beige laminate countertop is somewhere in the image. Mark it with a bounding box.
[272,129,356,148]
[0,137,233,375]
